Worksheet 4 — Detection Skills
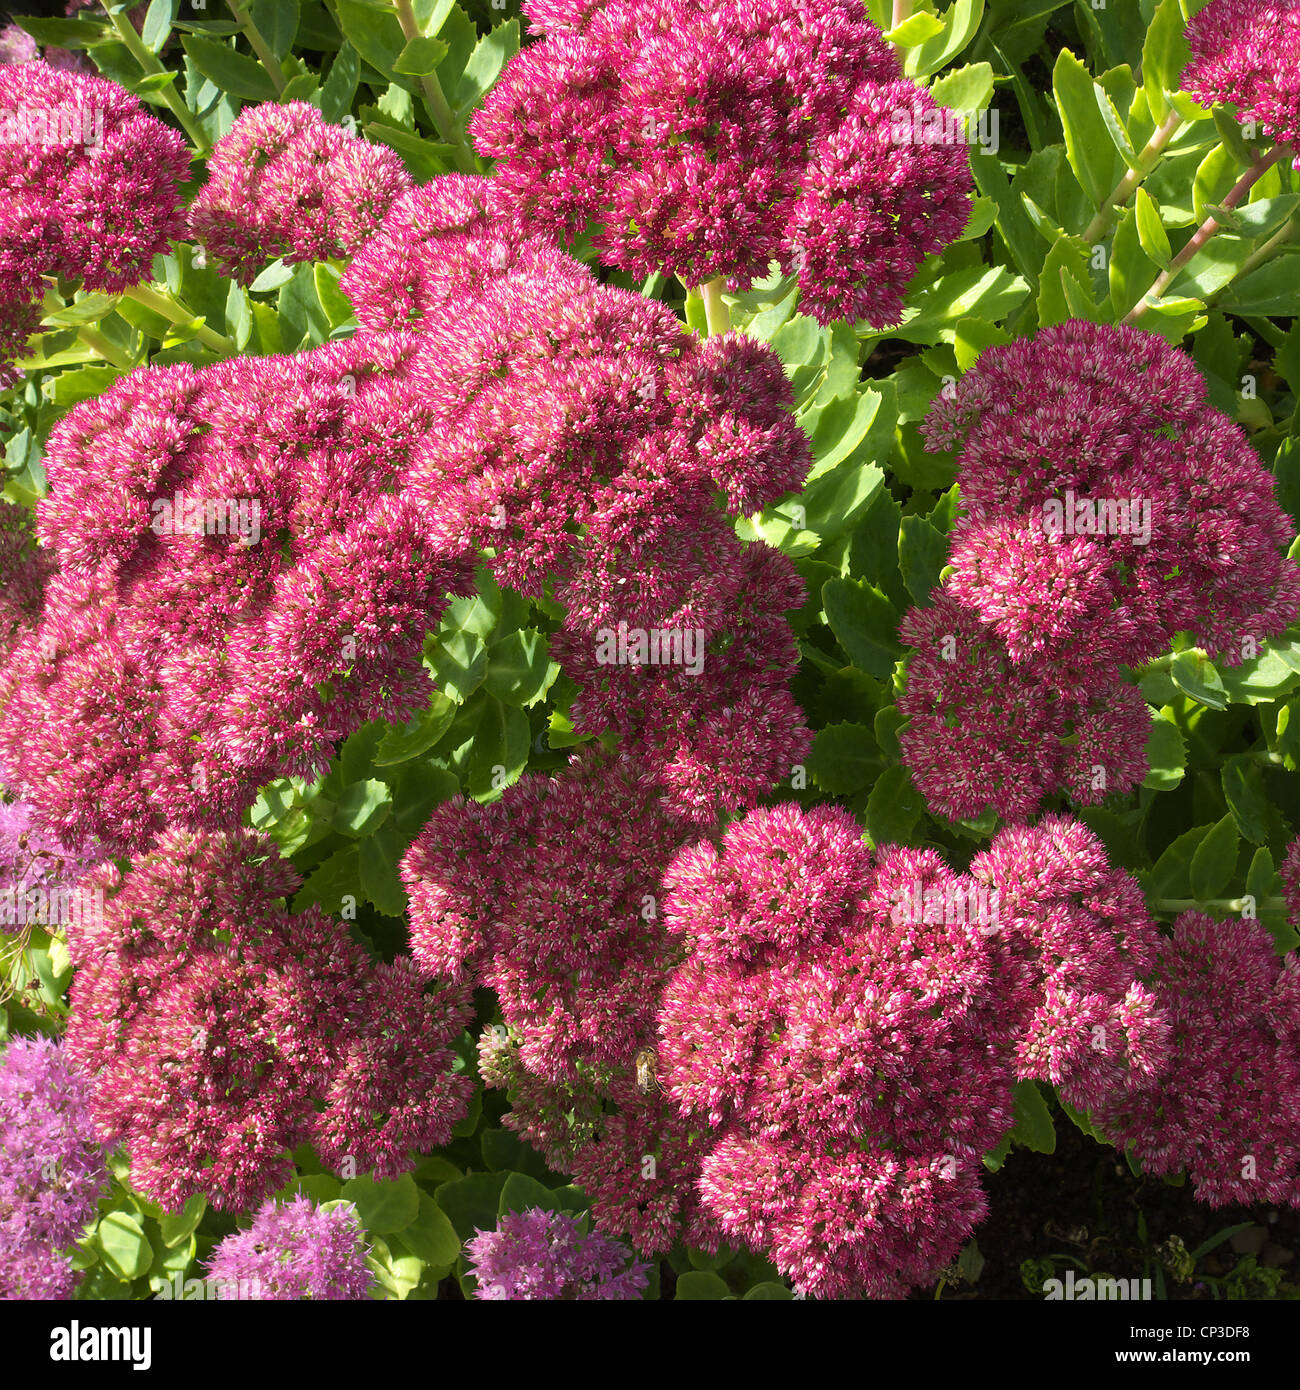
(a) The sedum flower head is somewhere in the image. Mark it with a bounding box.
[465,1205,649,1300]
[205,1196,373,1300]
[63,829,473,1210]
[897,591,1151,823]
[922,320,1300,679]
[0,335,474,853]
[470,0,971,325]
[1093,911,1300,1207]
[1183,0,1300,159]
[0,1033,107,1299]
[190,101,411,284]
[0,61,188,381]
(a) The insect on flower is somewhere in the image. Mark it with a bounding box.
[634,1046,665,1096]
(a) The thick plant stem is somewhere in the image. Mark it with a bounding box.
[699,277,731,337]
[1124,145,1289,322]
[228,0,288,96]
[122,283,235,356]
[77,325,133,370]
[892,0,912,27]
[392,0,478,173]
[1083,110,1184,243]
[1154,897,1286,914]
[101,4,210,154]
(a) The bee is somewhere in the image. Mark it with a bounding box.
[634,1046,665,1096]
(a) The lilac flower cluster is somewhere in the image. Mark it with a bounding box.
[205,1196,374,1300]
[63,829,473,1211]
[0,1033,107,1299]
[1183,1,1300,161]
[1093,912,1300,1207]
[900,321,1300,822]
[465,1205,649,1300]
[653,805,1166,1298]
[350,176,813,821]
[0,335,475,854]
[0,795,101,935]
[190,102,411,284]
[471,0,973,325]
[0,61,189,382]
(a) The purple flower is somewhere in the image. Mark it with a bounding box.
[205,1196,373,1300]
[465,1206,649,1300]
[0,1034,107,1300]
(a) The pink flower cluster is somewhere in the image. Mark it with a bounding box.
[900,321,1300,822]
[1183,0,1300,162]
[0,498,52,664]
[349,175,814,821]
[966,814,1170,1111]
[404,749,721,1254]
[0,61,189,382]
[1093,912,1300,1207]
[653,805,1166,1297]
[471,0,973,325]
[190,102,411,284]
[63,829,473,1211]
[0,334,474,854]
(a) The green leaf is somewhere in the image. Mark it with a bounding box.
[805,723,880,796]
[498,1172,563,1221]
[929,62,994,118]
[340,1173,419,1235]
[483,628,558,707]
[898,514,948,607]
[1009,1080,1056,1154]
[249,0,298,60]
[359,825,407,917]
[453,19,519,112]
[314,263,354,330]
[331,0,408,80]
[864,765,924,848]
[466,696,530,799]
[822,578,902,677]
[743,1281,794,1300]
[1188,814,1240,902]
[181,33,279,101]
[141,0,178,55]
[886,11,945,44]
[434,1171,510,1243]
[1147,824,1213,900]
[1053,47,1120,207]
[320,42,360,122]
[157,1195,206,1249]
[675,1270,730,1300]
[393,34,449,75]
[1170,649,1228,710]
[1142,710,1187,791]
[96,1212,152,1282]
[1221,755,1270,844]
[1142,0,1190,121]
[374,690,456,766]
[334,778,392,836]
[394,1191,460,1267]
[1135,189,1172,270]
